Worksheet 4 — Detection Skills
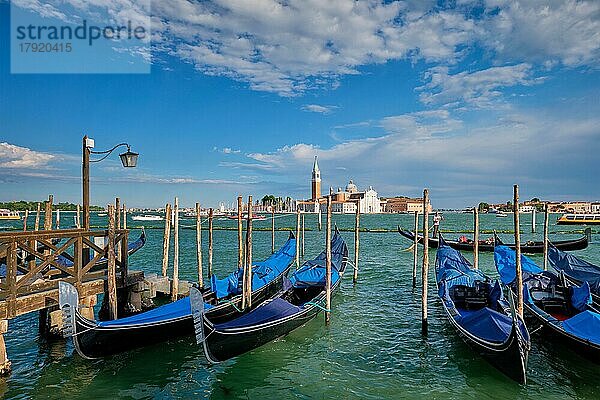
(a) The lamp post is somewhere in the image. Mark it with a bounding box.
[82,135,138,230]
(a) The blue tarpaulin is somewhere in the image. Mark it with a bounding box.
[456,308,513,343]
[216,298,302,329]
[210,234,296,299]
[289,231,347,288]
[571,281,592,312]
[494,245,543,285]
[549,245,600,295]
[562,310,600,345]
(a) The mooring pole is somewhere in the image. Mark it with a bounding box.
[412,211,418,288]
[353,204,360,284]
[44,195,53,230]
[161,203,172,277]
[296,209,301,269]
[208,208,214,278]
[531,208,536,233]
[115,197,121,230]
[23,210,28,231]
[196,202,203,287]
[473,207,479,270]
[513,185,523,318]
[318,204,322,231]
[271,209,275,254]
[543,203,549,271]
[76,204,81,229]
[34,202,41,231]
[172,198,180,301]
[239,196,247,309]
[245,196,253,308]
[301,213,305,257]
[55,209,60,230]
[325,194,332,325]
[422,189,430,335]
[107,204,118,319]
[122,204,127,230]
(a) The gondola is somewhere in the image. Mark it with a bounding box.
[548,244,600,302]
[435,235,530,384]
[191,228,348,363]
[59,232,297,359]
[399,226,589,253]
[494,241,600,363]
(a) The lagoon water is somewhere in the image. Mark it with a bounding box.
[1,212,599,399]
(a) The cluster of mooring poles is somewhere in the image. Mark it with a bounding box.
[412,184,554,334]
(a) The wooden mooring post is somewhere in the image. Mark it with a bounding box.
[107,205,118,319]
[353,204,360,284]
[513,185,524,318]
[543,203,549,271]
[161,203,172,277]
[531,208,536,233]
[239,196,247,309]
[325,194,332,325]
[412,211,419,288]
[34,203,41,231]
[208,208,214,278]
[421,189,429,335]
[295,209,300,269]
[172,198,179,301]
[55,209,60,230]
[44,195,53,231]
[196,203,203,287]
[318,205,322,231]
[473,207,479,270]
[271,209,275,254]
[76,204,81,229]
[122,204,127,230]
[301,213,305,257]
[115,198,121,230]
[22,210,28,231]
[245,196,253,309]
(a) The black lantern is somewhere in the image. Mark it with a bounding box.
[119,149,139,168]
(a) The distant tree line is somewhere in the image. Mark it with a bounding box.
[0,201,103,211]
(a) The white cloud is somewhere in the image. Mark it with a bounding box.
[418,64,541,108]
[301,104,338,114]
[0,142,56,169]
[221,147,241,154]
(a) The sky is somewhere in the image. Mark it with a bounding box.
[0,0,599,209]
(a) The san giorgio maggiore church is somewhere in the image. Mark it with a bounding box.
[296,156,382,214]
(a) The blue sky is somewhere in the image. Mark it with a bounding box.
[1,0,599,209]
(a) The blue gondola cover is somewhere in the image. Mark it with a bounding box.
[216,298,302,329]
[570,281,592,312]
[494,245,543,285]
[549,246,600,295]
[456,308,513,343]
[289,232,346,288]
[562,310,600,345]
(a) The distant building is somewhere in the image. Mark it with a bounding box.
[311,156,321,201]
[592,203,600,213]
[384,197,432,213]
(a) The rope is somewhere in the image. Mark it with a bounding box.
[305,301,330,312]
[219,298,242,313]
[401,244,415,252]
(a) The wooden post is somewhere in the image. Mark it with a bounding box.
[107,205,118,320]
[122,204,127,230]
[245,196,253,308]
[196,202,203,287]
[44,195,53,230]
[473,207,479,270]
[301,213,305,257]
[34,202,41,231]
[161,203,172,277]
[115,198,121,230]
[172,198,179,301]
[0,319,10,375]
[295,209,301,269]
[55,209,60,230]
[208,208,214,278]
[318,204,322,231]
[239,196,247,309]
[353,204,360,284]
[412,211,419,288]
[23,209,29,231]
[271,209,275,254]
[531,208,536,233]
[513,185,523,318]
[325,195,332,325]
[76,204,81,229]
[543,203,549,271]
[422,189,430,335]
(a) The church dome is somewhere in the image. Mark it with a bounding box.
[346,180,358,193]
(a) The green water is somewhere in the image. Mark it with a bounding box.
[1,212,599,399]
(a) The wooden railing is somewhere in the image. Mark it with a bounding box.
[0,228,128,319]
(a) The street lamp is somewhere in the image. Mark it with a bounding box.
[82,135,139,231]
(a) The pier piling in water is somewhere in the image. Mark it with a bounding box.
[196,202,203,287]
[325,194,332,325]
[245,196,253,308]
[239,196,247,309]
[107,205,118,319]
[23,210,28,231]
[531,208,536,233]
[271,209,275,254]
[122,204,127,230]
[296,209,300,269]
[208,208,214,278]
[55,209,60,230]
[421,189,429,336]
[115,198,121,230]
[353,204,360,284]
[172,198,179,301]
[44,195,53,231]
[473,207,479,270]
[301,213,305,257]
[34,203,41,231]
[412,211,418,288]
[76,204,81,229]
[513,185,523,318]
[318,205,322,231]
[543,203,549,271]
[161,203,172,278]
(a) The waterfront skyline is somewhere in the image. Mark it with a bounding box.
[1,1,599,208]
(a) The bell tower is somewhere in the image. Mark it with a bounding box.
[311,155,321,200]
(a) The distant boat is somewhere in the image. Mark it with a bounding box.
[496,211,508,218]
[226,213,266,220]
[132,214,163,221]
[97,213,107,217]
[0,209,20,220]
[557,213,600,225]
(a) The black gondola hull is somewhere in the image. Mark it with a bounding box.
[399,228,588,253]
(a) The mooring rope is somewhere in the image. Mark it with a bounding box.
[304,301,330,312]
